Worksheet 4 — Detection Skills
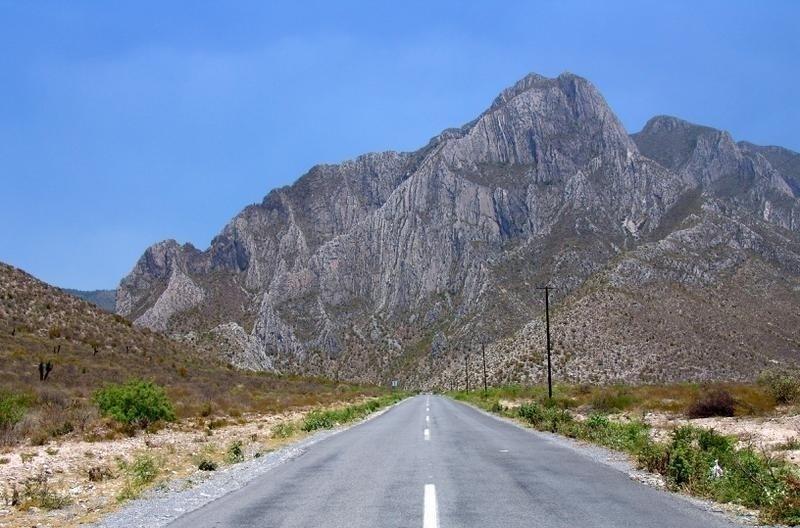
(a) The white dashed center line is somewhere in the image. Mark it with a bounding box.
[424,428,430,441]
[423,484,439,528]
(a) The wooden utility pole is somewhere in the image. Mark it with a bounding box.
[537,286,554,400]
[481,340,488,394]
[465,350,470,392]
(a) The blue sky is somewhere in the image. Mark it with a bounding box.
[2,1,798,290]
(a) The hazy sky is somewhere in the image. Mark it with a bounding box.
[2,0,798,290]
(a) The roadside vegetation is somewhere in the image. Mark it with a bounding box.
[450,374,800,525]
[300,393,410,432]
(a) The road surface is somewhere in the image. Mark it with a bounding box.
[168,395,739,528]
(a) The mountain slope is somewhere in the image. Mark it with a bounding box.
[0,261,383,427]
[117,73,800,386]
[63,288,117,312]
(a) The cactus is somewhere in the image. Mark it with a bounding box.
[38,361,45,381]
[43,361,53,381]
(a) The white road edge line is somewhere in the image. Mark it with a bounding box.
[424,428,430,441]
[423,484,439,528]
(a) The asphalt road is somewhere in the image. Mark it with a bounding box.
[168,395,739,528]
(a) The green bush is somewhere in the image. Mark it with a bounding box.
[117,453,160,502]
[586,413,610,429]
[94,379,175,429]
[489,401,504,413]
[300,394,405,432]
[270,421,296,439]
[636,440,669,474]
[126,454,159,487]
[0,391,29,430]
[758,369,800,404]
[517,402,544,424]
[516,401,573,433]
[226,440,244,463]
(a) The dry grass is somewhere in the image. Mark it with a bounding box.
[461,381,780,417]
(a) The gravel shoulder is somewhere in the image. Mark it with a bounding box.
[91,404,398,528]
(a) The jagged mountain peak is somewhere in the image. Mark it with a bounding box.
[116,72,800,386]
[488,71,584,111]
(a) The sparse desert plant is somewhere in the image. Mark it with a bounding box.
[686,389,736,418]
[94,379,175,430]
[0,391,30,445]
[198,459,217,471]
[19,471,71,510]
[226,440,244,463]
[777,437,800,451]
[270,421,296,439]
[126,454,159,486]
[87,465,114,482]
[758,369,800,405]
[116,453,160,501]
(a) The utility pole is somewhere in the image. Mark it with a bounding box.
[465,350,470,392]
[537,286,554,400]
[481,340,488,395]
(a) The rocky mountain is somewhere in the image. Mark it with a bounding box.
[63,288,117,312]
[116,72,800,387]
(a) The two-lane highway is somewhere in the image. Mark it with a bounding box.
[168,395,739,528]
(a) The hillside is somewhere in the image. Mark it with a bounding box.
[0,262,383,445]
[114,73,800,387]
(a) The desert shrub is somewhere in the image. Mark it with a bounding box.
[87,465,114,482]
[94,379,175,429]
[517,402,544,424]
[516,401,572,432]
[758,369,800,405]
[590,387,636,413]
[0,391,30,444]
[19,471,71,510]
[126,454,158,486]
[270,421,296,439]
[686,389,736,418]
[300,394,405,432]
[600,421,651,452]
[489,400,504,413]
[301,410,336,432]
[226,440,244,463]
[198,459,217,471]
[116,453,160,501]
[636,440,669,474]
[586,413,610,429]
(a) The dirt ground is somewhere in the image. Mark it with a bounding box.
[642,411,800,462]
[0,410,307,528]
